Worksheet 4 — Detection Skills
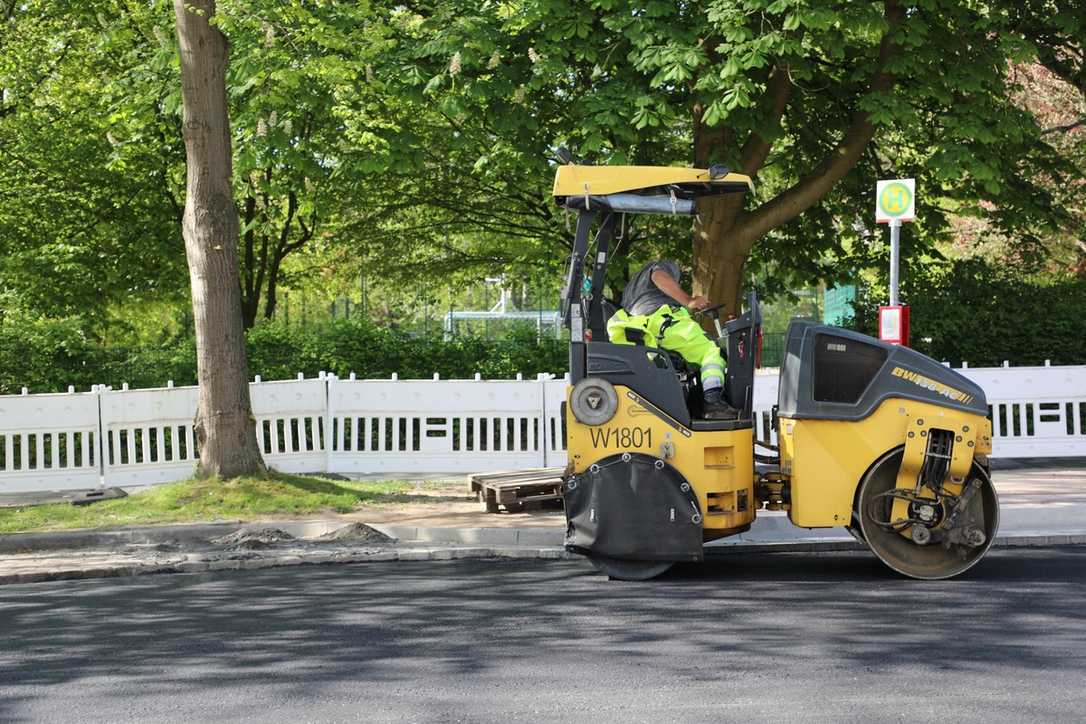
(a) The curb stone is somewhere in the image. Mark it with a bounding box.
[1,536,1084,587]
[4,502,1084,554]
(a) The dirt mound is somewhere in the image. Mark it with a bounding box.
[317,523,396,545]
[211,527,295,549]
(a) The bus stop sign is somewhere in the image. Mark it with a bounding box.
[876,178,915,224]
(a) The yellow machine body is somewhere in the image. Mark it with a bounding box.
[553,162,999,580]
[566,385,756,539]
[777,399,993,528]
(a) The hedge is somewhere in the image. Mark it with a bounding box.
[847,258,1086,367]
[0,318,566,395]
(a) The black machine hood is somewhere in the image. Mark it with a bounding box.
[777,321,988,421]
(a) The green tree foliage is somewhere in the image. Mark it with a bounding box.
[372,0,1080,314]
[0,1,187,321]
[211,2,387,326]
[1008,2,1086,275]
[0,0,386,330]
[2,0,1084,367]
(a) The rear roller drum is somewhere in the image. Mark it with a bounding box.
[857,449,999,580]
[588,555,673,581]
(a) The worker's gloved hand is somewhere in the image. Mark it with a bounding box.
[686,295,711,312]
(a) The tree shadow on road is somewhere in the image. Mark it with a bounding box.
[0,547,1083,720]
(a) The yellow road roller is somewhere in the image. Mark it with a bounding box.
[554,162,998,580]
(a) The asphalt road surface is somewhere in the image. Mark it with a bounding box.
[2,548,1085,723]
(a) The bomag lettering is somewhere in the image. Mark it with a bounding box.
[588,426,653,449]
[890,366,974,404]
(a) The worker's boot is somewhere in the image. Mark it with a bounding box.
[702,388,740,420]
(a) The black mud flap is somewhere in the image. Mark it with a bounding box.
[561,452,703,563]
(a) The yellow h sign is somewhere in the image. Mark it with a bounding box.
[876,178,915,223]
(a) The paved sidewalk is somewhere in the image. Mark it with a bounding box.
[990,466,1086,505]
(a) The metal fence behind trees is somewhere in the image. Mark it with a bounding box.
[2,364,1085,494]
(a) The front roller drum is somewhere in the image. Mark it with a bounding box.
[562,453,703,581]
[588,555,674,581]
[858,449,999,580]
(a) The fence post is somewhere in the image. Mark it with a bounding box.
[538,373,549,468]
[95,384,107,489]
[324,373,335,474]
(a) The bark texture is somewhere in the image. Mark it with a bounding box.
[691,0,903,315]
[174,0,266,478]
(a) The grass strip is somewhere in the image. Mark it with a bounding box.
[0,474,451,534]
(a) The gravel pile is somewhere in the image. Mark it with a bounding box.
[317,523,396,545]
[210,528,296,549]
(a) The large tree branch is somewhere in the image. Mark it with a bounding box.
[738,0,903,246]
[269,189,298,269]
[242,192,256,298]
[738,66,795,175]
[1035,45,1084,93]
[282,209,315,254]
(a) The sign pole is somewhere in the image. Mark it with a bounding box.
[875,178,914,346]
[889,218,901,307]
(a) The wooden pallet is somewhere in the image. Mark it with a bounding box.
[469,467,566,513]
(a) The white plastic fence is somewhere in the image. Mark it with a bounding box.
[99,383,200,487]
[0,389,101,493]
[326,375,551,475]
[252,376,329,474]
[1,364,1084,494]
[958,364,1086,458]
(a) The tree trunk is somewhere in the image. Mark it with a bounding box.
[692,195,750,317]
[690,103,751,316]
[241,283,259,329]
[240,194,260,328]
[174,0,265,478]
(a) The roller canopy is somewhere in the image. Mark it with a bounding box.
[553,164,753,215]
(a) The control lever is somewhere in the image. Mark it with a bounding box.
[692,302,727,318]
[692,302,728,343]
[690,299,725,345]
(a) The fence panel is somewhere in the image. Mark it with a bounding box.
[543,375,568,467]
[0,391,101,493]
[960,365,1086,458]
[250,377,329,473]
[328,376,546,474]
[99,385,200,487]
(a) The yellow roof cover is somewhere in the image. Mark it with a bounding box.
[552,164,754,197]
